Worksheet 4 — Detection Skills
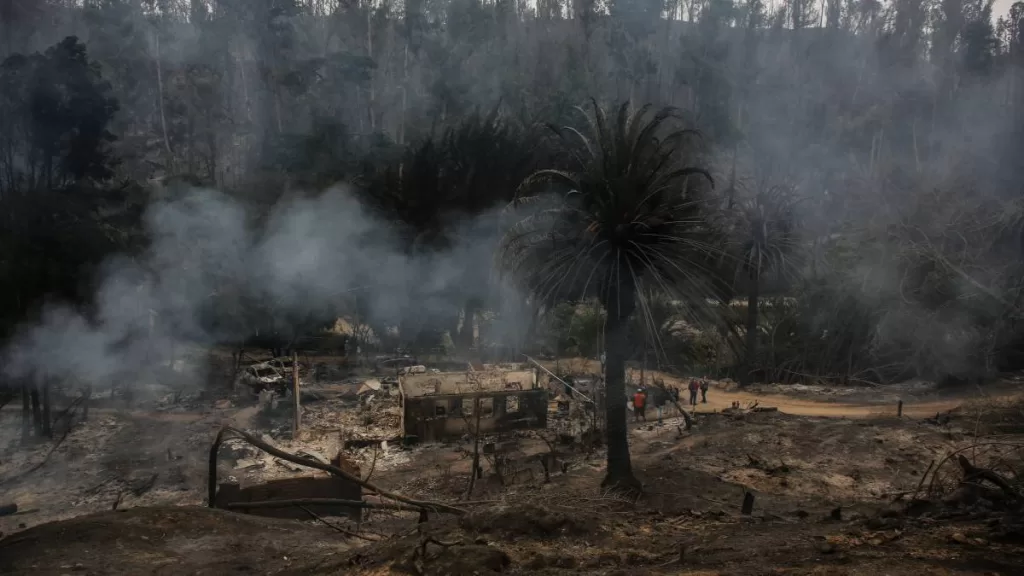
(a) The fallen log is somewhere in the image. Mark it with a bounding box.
[956,455,1022,502]
[926,441,1024,496]
[208,426,465,516]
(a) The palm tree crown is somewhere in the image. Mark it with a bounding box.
[501,101,719,314]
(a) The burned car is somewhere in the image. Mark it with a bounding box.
[239,359,295,396]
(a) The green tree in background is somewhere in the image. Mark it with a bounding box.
[0,36,134,332]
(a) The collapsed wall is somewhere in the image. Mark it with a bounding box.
[398,368,548,442]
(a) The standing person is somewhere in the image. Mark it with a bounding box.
[700,376,710,404]
[653,387,668,424]
[633,388,647,422]
[688,378,700,407]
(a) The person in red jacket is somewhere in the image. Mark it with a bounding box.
[632,389,647,422]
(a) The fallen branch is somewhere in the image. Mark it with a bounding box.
[297,505,380,542]
[364,444,380,484]
[409,532,468,573]
[208,426,465,515]
[224,498,423,513]
[956,455,1022,501]
[926,442,1024,496]
[412,536,465,574]
[909,459,936,501]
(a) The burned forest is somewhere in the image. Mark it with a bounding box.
[2,0,1024,574]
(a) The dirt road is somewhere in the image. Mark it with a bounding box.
[672,383,957,418]
[543,358,968,419]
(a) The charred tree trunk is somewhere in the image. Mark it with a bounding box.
[292,351,301,433]
[21,380,31,442]
[30,385,42,437]
[153,31,173,167]
[232,347,244,391]
[41,379,52,438]
[742,272,760,387]
[459,299,477,350]
[466,398,482,497]
[600,280,641,494]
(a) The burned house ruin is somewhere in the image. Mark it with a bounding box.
[399,367,548,442]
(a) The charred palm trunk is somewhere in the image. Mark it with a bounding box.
[41,379,52,438]
[742,272,760,386]
[601,280,640,493]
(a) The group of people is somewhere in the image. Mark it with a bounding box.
[631,376,711,423]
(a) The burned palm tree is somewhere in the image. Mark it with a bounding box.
[730,180,800,385]
[499,101,719,492]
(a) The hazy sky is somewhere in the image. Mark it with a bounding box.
[995,0,1016,19]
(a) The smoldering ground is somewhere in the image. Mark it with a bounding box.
[2,185,522,398]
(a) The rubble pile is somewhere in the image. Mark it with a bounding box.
[334,391,402,440]
[346,440,416,474]
[219,429,345,486]
[222,378,406,486]
[152,390,209,412]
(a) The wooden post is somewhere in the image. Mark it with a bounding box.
[741,491,755,515]
[292,351,301,433]
[897,399,903,418]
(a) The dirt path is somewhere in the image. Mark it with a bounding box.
[543,358,968,419]
[677,384,956,418]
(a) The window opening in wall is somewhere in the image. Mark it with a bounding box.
[434,403,446,416]
[506,395,520,413]
[480,397,494,417]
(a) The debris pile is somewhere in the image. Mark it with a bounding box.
[890,444,1024,542]
[721,400,779,418]
[335,392,402,440]
[218,429,347,486]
